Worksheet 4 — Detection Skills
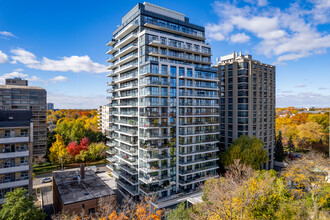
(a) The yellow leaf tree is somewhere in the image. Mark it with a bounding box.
[49,134,69,169]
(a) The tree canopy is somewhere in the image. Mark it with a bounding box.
[221,135,268,170]
[276,107,329,154]
[0,188,45,220]
[170,153,330,220]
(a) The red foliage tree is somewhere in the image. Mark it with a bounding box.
[67,137,90,158]
[67,141,80,158]
[79,137,90,150]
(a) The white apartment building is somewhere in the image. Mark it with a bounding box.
[105,2,219,207]
[98,105,111,135]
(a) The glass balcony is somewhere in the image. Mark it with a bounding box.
[149,40,211,56]
[178,164,219,175]
[178,155,218,165]
[143,18,205,40]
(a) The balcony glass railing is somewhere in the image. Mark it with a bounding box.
[179,103,219,107]
[179,146,218,155]
[144,18,205,39]
[179,138,218,145]
[119,42,138,53]
[149,51,211,63]
[149,40,211,55]
[179,129,218,135]
[179,120,219,126]
[179,155,218,165]
[179,92,218,97]
[179,164,218,174]
[140,92,169,96]
[140,80,170,86]
[117,31,138,45]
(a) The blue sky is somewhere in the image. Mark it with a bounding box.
[0,0,329,109]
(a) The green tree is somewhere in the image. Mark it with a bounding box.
[167,202,191,220]
[69,121,86,142]
[85,129,106,143]
[288,137,295,152]
[0,188,45,220]
[88,142,107,161]
[221,135,268,170]
[275,131,285,162]
[75,150,89,162]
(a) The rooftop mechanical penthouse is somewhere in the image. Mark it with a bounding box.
[105,2,219,208]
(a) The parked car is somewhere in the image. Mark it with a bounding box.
[41,177,52,183]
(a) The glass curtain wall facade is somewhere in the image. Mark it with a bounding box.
[106,2,219,201]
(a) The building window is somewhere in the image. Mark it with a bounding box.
[170,66,176,77]
[179,67,185,76]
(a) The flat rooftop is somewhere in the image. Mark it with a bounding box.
[0,84,45,90]
[53,168,115,205]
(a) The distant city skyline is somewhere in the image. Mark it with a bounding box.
[0,0,329,108]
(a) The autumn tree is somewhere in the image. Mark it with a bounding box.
[95,197,163,220]
[191,160,292,220]
[275,131,285,162]
[49,134,69,169]
[282,152,330,219]
[221,135,268,170]
[297,121,325,144]
[67,137,90,159]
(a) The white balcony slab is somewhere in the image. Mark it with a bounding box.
[0,136,29,144]
[0,150,29,159]
[0,179,29,190]
[0,165,29,175]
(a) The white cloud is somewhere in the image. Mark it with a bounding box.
[295,84,306,88]
[50,76,68,83]
[257,0,268,7]
[277,52,311,62]
[277,92,330,107]
[48,92,106,109]
[0,31,15,38]
[27,75,45,83]
[0,51,8,63]
[11,48,39,65]
[230,33,251,43]
[10,48,107,73]
[243,0,268,7]
[0,72,28,84]
[0,71,45,84]
[207,1,330,62]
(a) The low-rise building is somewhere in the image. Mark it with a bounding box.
[0,110,33,204]
[52,165,116,216]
